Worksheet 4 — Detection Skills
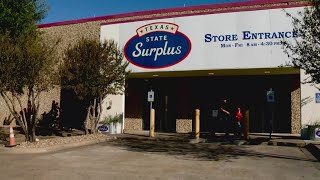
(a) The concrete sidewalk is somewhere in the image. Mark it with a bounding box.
[123,131,320,160]
[123,131,320,147]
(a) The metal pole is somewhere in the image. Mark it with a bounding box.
[150,108,155,138]
[269,110,273,140]
[243,110,249,141]
[195,109,200,139]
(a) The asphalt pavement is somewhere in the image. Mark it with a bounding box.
[0,134,319,180]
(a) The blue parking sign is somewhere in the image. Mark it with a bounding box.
[316,93,320,103]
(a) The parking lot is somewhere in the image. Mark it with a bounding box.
[0,135,319,180]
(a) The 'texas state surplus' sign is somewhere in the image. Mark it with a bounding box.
[124,22,192,69]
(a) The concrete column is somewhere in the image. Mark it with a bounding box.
[244,110,249,141]
[150,109,155,138]
[195,109,200,139]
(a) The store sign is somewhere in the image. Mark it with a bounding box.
[204,30,298,49]
[124,22,192,69]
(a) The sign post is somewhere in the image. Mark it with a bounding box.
[266,88,275,139]
[148,90,154,109]
[148,90,155,137]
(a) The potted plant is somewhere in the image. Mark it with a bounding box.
[100,113,123,134]
[302,121,320,140]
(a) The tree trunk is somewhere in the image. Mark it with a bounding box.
[93,97,103,134]
[84,97,103,134]
[1,92,29,141]
[84,106,91,134]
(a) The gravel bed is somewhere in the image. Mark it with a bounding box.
[15,134,114,149]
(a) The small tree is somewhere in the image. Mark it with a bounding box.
[0,34,58,142]
[62,38,129,134]
[0,0,59,142]
[0,0,47,40]
[282,0,320,88]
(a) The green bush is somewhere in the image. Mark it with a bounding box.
[101,113,123,125]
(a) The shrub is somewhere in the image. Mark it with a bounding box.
[101,113,123,125]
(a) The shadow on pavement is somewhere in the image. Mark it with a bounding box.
[103,134,318,162]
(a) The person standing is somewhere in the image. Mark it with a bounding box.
[219,98,231,136]
[235,107,243,137]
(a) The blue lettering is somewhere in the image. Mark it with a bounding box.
[292,31,299,38]
[285,32,292,38]
[265,32,271,39]
[251,33,257,39]
[271,32,278,39]
[242,31,251,40]
[205,34,212,42]
[232,34,238,41]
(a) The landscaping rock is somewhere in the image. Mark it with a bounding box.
[14,134,114,149]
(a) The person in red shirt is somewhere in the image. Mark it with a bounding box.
[235,107,243,137]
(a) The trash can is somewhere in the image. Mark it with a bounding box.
[301,126,309,140]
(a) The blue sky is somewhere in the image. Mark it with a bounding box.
[42,0,249,24]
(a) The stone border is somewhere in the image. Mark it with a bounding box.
[0,136,117,154]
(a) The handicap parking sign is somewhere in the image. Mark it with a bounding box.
[316,93,320,103]
[267,89,275,103]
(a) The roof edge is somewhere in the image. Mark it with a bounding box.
[38,0,305,28]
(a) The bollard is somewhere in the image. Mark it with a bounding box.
[195,109,200,139]
[243,110,249,141]
[150,108,155,138]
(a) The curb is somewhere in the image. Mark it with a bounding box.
[0,136,117,154]
[265,141,306,148]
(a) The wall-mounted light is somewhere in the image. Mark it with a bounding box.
[106,100,112,110]
[152,74,159,77]
[264,71,271,74]
[208,72,215,75]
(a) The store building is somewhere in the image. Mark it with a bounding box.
[38,0,319,134]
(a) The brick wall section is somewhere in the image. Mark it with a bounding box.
[176,119,192,133]
[124,118,142,131]
[40,21,102,60]
[291,87,301,134]
[102,1,306,25]
[0,87,60,126]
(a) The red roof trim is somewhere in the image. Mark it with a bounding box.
[38,0,307,28]
[101,2,309,26]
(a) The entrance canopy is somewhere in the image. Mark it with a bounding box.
[128,67,300,79]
